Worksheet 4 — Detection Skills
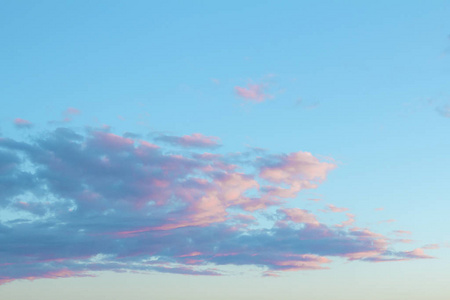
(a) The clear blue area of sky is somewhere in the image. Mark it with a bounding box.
[1,1,449,299]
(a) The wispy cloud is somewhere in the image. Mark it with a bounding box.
[335,213,356,228]
[436,105,450,118]
[235,84,270,102]
[378,219,396,224]
[295,98,320,110]
[155,133,221,149]
[320,204,349,213]
[49,107,81,124]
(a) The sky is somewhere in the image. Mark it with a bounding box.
[0,1,449,299]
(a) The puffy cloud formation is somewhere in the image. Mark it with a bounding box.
[234,84,269,102]
[0,127,433,285]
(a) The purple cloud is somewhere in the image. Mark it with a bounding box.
[156,133,221,149]
[0,126,434,285]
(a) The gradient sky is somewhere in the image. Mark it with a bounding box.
[1,1,449,299]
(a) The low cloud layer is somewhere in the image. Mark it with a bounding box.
[0,126,432,285]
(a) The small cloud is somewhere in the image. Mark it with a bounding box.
[156,133,221,149]
[307,198,321,202]
[294,98,320,109]
[235,84,270,103]
[63,107,81,122]
[437,105,450,118]
[322,204,349,213]
[49,107,81,124]
[334,213,355,228]
[278,208,320,226]
[304,102,320,109]
[375,207,384,211]
[13,118,33,129]
[263,271,280,277]
[422,244,440,250]
[401,248,434,259]
[393,230,412,236]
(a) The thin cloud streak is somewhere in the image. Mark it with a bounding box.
[155,133,221,149]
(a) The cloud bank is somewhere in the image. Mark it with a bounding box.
[0,126,432,284]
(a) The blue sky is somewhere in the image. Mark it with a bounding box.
[1,1,449,299]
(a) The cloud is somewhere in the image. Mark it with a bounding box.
[422,244,440,250]
[278,208,320,226]
[320,204,349,213]
[13,118,33,129]
[259,151,336,191]
[437,105,450,118]
[393,230,412,236]
[295,98,320,109]
[49,107,81,124]
[364,248,435,262]
[0,126,432,285]
[234,84,270,102]
[156,133,221,149]
[335,213,355,228]
[307,198,321,202]
[378,219,396,224]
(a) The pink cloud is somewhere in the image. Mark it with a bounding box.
[321,204,349,213]
[397,239,413,244]
[271,254,331,271]
[63,107,81,122]
[260,152,336,196]
[393,230,412,236]
[90,131,134,150]
[157,133,220,149]
[279,208,320,226]
[335,213,356,228]
[404,248,434,259]
[307,198,321,202]
[14,118,33,128]
[234,84,270,102]
[423,244,440,250]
